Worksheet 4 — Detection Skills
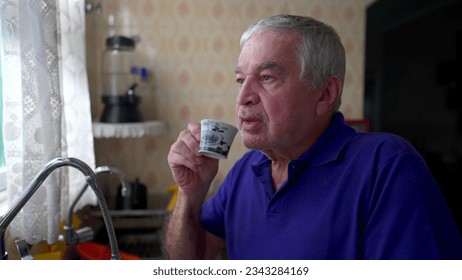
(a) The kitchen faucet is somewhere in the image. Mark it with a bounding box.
[0,157,121,260]
[62,165,130,245]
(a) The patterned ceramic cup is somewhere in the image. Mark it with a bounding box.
[199,119,238,160]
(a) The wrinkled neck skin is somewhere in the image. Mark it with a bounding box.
[264,113,333,191]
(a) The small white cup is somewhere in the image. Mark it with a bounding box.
[199,119,238,160]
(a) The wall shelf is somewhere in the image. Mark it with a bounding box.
[92,120,167,138]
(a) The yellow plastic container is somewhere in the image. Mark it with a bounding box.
[166,184,178,211]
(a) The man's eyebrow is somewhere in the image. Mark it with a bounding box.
[258,61,278,70]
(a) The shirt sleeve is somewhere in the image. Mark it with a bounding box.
[200,167,236,239]
[200,151,259,240]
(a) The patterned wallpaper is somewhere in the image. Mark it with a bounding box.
[85,0,376,198]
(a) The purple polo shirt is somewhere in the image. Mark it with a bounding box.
[201,112,462,259]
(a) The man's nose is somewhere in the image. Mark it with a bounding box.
[236,78,260,106]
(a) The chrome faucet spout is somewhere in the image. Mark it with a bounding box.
[95,166,131,197]
[63,166,130,245]
[0,157,121,260]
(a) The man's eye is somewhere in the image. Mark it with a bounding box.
[236,78,244,85]
[261,75,273,81]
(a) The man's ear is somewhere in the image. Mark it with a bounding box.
[315,76,342,116]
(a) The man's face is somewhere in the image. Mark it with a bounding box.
[235,30,320,157]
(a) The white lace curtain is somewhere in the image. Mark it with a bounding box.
[0,0,96,244]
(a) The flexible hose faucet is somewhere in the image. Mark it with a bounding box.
[62,166,130,245]
[0,157,121,260]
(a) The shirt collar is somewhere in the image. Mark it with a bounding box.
[252,112,356,169]
[297,112,356,166]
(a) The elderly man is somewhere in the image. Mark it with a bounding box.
[165,15,462,260]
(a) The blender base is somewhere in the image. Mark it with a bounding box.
[100,95,143,123]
